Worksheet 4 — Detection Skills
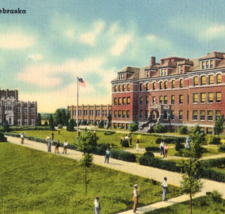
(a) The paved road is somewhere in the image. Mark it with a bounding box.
[6,136,225,214]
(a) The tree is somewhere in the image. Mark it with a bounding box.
[2,121,10,132]
[49,114,55,130]
[214,116,224,136]
[53,108,70,126]
[153,124,166,133]
[67,119,75,131]
[36,113,42,126]
[128,121,138,132]
[178,125,188,134]
[98,120,104,128]
[178,125,204,214]
[74,131,96,193]
[106,113,112,129]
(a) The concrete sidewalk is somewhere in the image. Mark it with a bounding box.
[6,136,225,214]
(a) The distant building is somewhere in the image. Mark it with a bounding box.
[0,89,37,126]
[67,104,112,126]
[111,51,225,134]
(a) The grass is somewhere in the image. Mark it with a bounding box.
[0,143,181,214]
[145,196,225,214]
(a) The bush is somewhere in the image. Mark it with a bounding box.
[155,137,186,144]
[175,141,185,151]
[0,132,7,142]
[178,126,188,134]
[91,143,110,156]
[211,190,222,203]
[143,151,154,158]
[219,145,225,152]
[110,149,136,162]
[176,148,191,157]
[58,124,63,129]
[209,137,221,145]
[98,120,104,128]
[128,122,138,132]
[153,124,166,133]
[145,146,159,152]
[121,140,129,148]
[104,131,115,135]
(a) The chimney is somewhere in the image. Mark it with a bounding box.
[151,56,156,66]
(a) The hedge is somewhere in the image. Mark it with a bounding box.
[155,137,186,144]
[110,149,136,162]
[145,146,160,152]
[5,126,50,131]
[219,145,225,152]
[104,131,116,135]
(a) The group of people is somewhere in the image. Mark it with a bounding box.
[46,134,68,154]
[120,135,132,145]
[159,142,168,158]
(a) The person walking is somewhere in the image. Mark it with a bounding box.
[94,196,100,214]
[136,139,139,151]
[133,184,138,213]
[51,132,54,140]
[46,135,51,152]
[104,148,110,164]
[160,142,164,155]
[20,133,25,144]
[162,177,168,201]
[63,140,68,154]
[55,140,60,154]
[163,143,168,158]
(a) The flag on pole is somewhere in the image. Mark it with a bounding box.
[78,77,86,87]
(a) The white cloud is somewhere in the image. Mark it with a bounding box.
[26,54,43,61]
[0,33,35,49]
[110,34,132,56]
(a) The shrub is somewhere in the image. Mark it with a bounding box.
[0,132,7,142]
[110,149,136,162]
[143,151,154,158]
[211,190,222,203]
[58,124,63,129]
[44,121,48,126]
[145,146,159,152]
[175,141,185,151]
[176,148,191,157]
[104,131,115,135]
[121,140,129,148]
[219,145,225,152]
[128,121,138,132]
[209,137,221,145]
[155,137,185,144]
[98,120,104,128]
[153,124,166,133]
[178,125,188,134]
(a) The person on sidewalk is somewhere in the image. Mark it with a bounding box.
[163,143,168,158]
[51,132,54,140]
[20,133,25,144]
[63,140,68,154]
[159,141,164,155]
[94,196,100,214]
[104,148,110,164]
[46,135,51,152]
[162,177,168,201]
[136,139,139,151]
[133,184,138,213]
[55,140,60,154]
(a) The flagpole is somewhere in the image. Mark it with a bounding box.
[77,77,79,135]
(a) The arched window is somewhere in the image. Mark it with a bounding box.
[122,85,126,91]
[114,85,117,92]
[159,96,163,104]
[146,97,149,105]
[208,75,214,84]
[200,76,206,85]
[164,81,168,89]
[127,84,130,91]
[118,85,121,91]
[180,79,183,88]
[153,82,156,90]
[140,97,143,105]
[146,83,149,90]
[193,76,198,86]
[140,83,143,91]
[172,80,175,88]
[160,81,163,89]
[217,74,222,84]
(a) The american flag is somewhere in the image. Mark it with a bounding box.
[78,77,86,87]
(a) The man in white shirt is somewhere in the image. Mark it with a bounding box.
[94,196,100,214]
[161,177,168,201]
[133,184,138,213]
[63,140,68,154]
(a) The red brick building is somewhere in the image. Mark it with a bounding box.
[111,51,225,134]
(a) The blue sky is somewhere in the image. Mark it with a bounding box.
[1,0,225,112]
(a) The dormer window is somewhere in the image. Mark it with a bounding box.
[201,60,213,70]
[118,73,125,80]
[179,66,183,74]
[210,60,213,68]
[160,68,167,76]
[201,61,205,69]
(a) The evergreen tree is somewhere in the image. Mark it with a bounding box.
[36,113,42,126]
[49,114,55,130]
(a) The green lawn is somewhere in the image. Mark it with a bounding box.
[145,196,225,214]
[0,143,181,214]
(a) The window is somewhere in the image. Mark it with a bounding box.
[192,110,198,120]
[200,76,206,85]
[193,93,198,103]
[30,108,35,114]
[17,119,21,126]
[127,111,130,118]
[200,93,206,103]
[152,96,156,103]
[208,75,214,84]
[172,80,175,88]
[216,110,221,120]
[114,111,117,118]
[210,60,213,68]
[114,85,117,92]
[17,107,21,113]
[160,81,163,89]
[164,96,167,104]
[159,96,163,104]
[217,74,222,84]
[118,85,122,91]
[118,98,122,105]
[179,66,183,74]
[179,95,183,104]
[208,92,213,103]
[127,84,130,91]
[146,83,149,90]
[139,110,143,118]
[193,76,198,86]
[140,97,143,105]
[202,62,205,69]
[207,128,213,135]
[179,110,183,120]
[140,83,143,91]
[122,97,126,105]
[164,81,168,89]
[216,92,221,102]
[146,97,149,105]
[127,97,130,105]
[163,111,167,119]
[122,111,126,118]
[153,82,156,90]
[122,85,126,91]
[208,110,213,121]
[200,110,205,120]
[146,110,149,119]
[206,61,209,69]
[180,79,183,88]
[114,98,117,105]
[171,95,175,104]
[171,110,175,119]
[160,69,166,76]
[118,111,121,118]
[24,108,28,114]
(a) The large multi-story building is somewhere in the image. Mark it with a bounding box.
[68,104,112,126]
[0,89,37,126]
[111,51,225,134]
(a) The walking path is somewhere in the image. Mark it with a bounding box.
[7,136,225,214]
